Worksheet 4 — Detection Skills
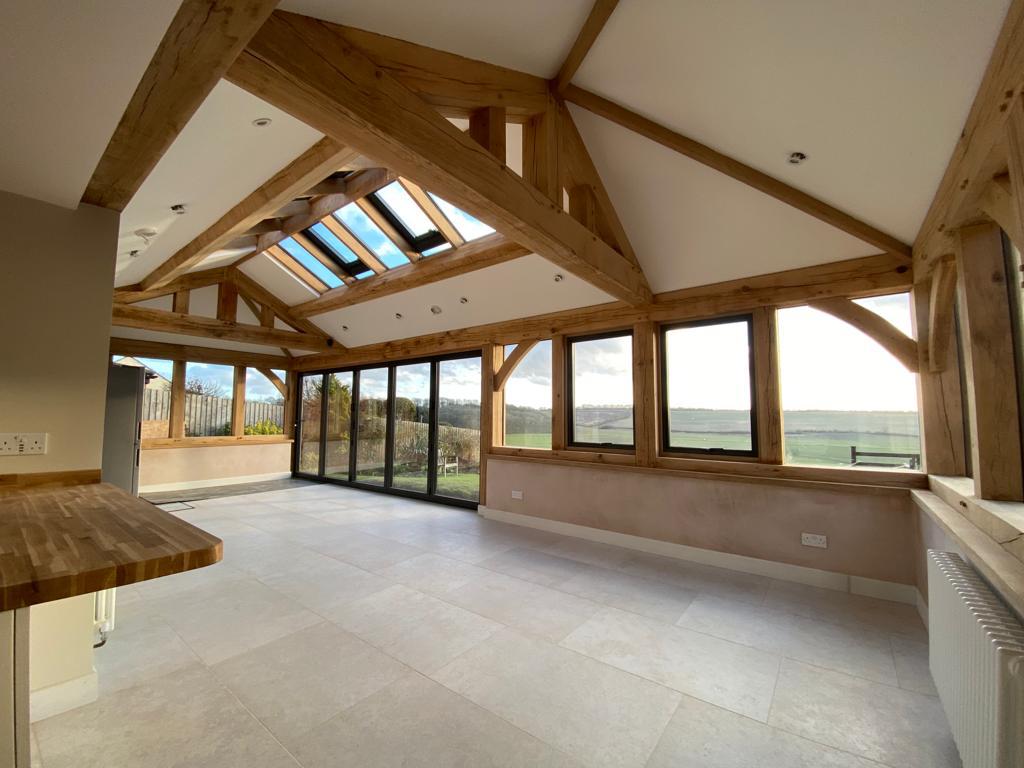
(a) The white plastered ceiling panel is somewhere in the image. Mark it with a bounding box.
[571,105,876,293]
[310,253,612,347]
[574,0,1010,243]
[279,0,592,77]
[116,80,322,286]
[239,253,320,306]
[0,0,182,208]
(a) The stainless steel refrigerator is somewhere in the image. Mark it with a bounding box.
[102,364,144,495]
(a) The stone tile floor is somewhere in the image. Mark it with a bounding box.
[32,483,960,768]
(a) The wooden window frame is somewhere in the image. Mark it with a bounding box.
[659,314,759,459]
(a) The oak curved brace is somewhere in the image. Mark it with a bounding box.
[808,298,920,373]
[494,339,540,392]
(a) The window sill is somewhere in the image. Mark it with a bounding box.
[928,475,1024,556]
[141,436,293,450]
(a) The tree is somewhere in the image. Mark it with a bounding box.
[185,378,226,398]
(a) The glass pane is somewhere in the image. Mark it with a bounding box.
[325,372,353,480]
[391,362,432,493]
[664,319,753,452]
[279,237,343,288]
[778,294,921,468]
[335,205,410,269]
[356,368,389,485]
[436,357,481,501]
[571,335,633,446]
[375,182,438,237]
[309,222,358,263]
[243,369,285,435]
[503,341,552,449]
[298,375,323,474]
[421,243,453,257]
[115,356,174,438]
[428,193,495,241]
[184,363,234,436]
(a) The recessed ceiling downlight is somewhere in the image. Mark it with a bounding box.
[252,117,273,128]
[459,297,469,304]
[430,305,442,315]
[788,151,808,165]
[553,274,564,282]
[395,313,403,320]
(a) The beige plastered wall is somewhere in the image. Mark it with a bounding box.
[0,190,119,708]
[486,458,918,585]
[139,442,292,490]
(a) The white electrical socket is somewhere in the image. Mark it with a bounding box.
[0,433,47,456]
[511,489,523,500]
[801,532,828,549]
[0,434,16,455]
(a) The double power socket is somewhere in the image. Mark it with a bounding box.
[0,433,48,456]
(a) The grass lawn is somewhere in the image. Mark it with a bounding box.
[381,471,480,501]
[504,432,553,448]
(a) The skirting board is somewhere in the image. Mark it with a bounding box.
[30,669,97,722]
[478,506,919,606]
[140,471,292,494]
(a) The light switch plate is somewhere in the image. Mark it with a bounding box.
[511,489,523,500]
[801,532,828,549]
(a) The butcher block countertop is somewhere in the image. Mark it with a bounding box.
[0,482,222,611]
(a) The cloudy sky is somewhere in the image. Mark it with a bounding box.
[119,358,286,401]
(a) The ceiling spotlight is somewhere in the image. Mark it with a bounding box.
[133,227,158,245]
[170,203,187,215]
[459,297,469,304]
[788,151,808,165]
[395,313,403,320]
[341,325,349,332]
[430,305,442,315]
[252,117,273,128]
[553,274,564,282]
[128,249,140,258]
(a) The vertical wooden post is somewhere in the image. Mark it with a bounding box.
[259,303,275,328]
[752,307,784,464]
[216,282,238,322]
[469,107,506,163]
[568,185,598,232]
[551,335,567,450]
[956,222,1022,500]
[169,360,186,439]
[172,289,189,314]
[284,370,298,440]
[232,366,247,436]
[1006,97,1024,246]
[632,321,656,466]
[480,344,504,506]
[523,98,561,204]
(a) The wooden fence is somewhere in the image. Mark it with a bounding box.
[142,390,284,437]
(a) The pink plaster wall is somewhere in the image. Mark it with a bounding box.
[486,458,918,584]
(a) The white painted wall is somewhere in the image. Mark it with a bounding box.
[0,190,120,723]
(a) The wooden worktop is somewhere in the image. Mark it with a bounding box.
[0,482,222,611]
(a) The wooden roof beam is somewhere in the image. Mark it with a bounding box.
[226,12,651,305]
[564,85,912,260]
[554,0,620,93]
[110,337,292,369]
[291,233,531,318]
[111,304,334,352]
[114,266,229,304]
[82,0,278,211]
[228,267,334,342]
[139,138,358,290]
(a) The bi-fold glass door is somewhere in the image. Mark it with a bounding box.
[294,353,482,507]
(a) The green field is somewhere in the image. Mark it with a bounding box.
[505,407,921,468]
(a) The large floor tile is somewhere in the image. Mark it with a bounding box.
[375,552,495,596]
[477,547,588,588]
[34,665,299,768]
[94,613,200,695]
[764,580,927,640]
[259,557,393,614]
[293,672,583,768]
[443,571,602,642]
[769,659,960,768]
[678,595,898,684]
[559,562,697,623]
[131,559,247,601]
[562,606,780,721]
[891,635,939,696]
[537,537,636,569]
[434,628,681,768]
[211,623,408,745]
[222,539,339,579]
[149,578,322,665]
[329,584,501,673]
[647,695,876,768]
[307,529,426,570]
[617,551,770,605]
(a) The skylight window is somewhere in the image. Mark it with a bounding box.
[428,193,495,241]
[335,204,410,269]
[279,237,343,289]
[421,243,453,257]
[375,182,438,238]
[309,222,358,263]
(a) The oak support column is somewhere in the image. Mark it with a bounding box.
[169,360,186,439]
[480,344,504,506]
[172,289,190,315]
[523,97,560,203]
[956,222,1023,500]
[632,321,656,466]
[232,366,247,436]
[912,278,966,476]
[469,107,506,163]
[284,370,298,441]
[752,307,784,464]
[551,335,567,450]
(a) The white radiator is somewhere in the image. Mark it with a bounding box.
[927,550,1024,768]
